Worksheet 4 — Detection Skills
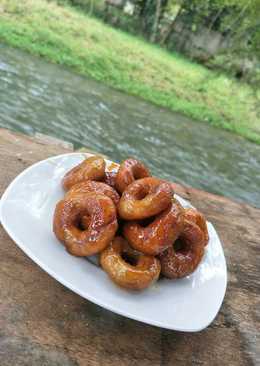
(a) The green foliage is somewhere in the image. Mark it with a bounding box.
[0,0,260,144]
[59,0,260,58]
[176,0,260,56]
[51,0,260,69]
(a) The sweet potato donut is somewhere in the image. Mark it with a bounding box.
[115,158,150,193]
[66,181,120,206]
[100,236,161,290]
[159,220,205,279]
[123,198,184,255]
[53,193,118,256]
[184,208,209,246]
[62,156,105,191]
[118,177,174,220]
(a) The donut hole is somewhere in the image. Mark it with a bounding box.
[139,216,156,227]
[135,186,149,200]
[75,213,91,231]
[173,239,189,254]
[116,219,124,236]
[132,167,144,181]
[121,252,138,266]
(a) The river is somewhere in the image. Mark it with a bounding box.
[0,44,259,207]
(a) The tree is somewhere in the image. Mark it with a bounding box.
[150,0,162,42]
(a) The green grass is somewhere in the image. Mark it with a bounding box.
[0,0,260,143]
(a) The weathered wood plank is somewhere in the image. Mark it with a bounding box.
[0,128,259,366]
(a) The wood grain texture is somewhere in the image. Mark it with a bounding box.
[0,128,259,366]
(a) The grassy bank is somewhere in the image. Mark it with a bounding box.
[0,0,260,144]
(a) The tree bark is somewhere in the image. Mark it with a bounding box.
[150,0,162,42]
[159,6,182,46]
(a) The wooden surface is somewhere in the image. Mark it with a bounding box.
[0,128,259,366]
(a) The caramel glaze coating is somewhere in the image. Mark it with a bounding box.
[184,208,209,246]
[118,177,174,220]
[159,220,205,279]
[53,193,118,256]
[62,156,105,191]
[115,158,150,194]
[100,236,161,290]
[123,198,184,256]
[66,181,120,206]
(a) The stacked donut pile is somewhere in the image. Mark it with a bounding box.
[53,156,209,290]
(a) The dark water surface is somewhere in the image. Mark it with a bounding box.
[0,44,259,207]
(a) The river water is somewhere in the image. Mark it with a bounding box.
[0,44,259,207]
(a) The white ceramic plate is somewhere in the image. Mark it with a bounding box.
[0,153,227,332]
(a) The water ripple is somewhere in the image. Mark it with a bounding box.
[0,44,260,207]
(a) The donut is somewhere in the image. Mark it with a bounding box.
[184,208,209,246]
[118,177,173,220]
[53,193,118,256]
[62,155,105,191]
[123,198,184,255]
[66,181,120,206]
[115,158,150,193]
[159,220,205,279]
[100,236,161,290]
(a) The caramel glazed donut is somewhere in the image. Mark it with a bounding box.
[53,193,118,256]
[159,208,209,279]
[123,197,185,255]
[115,158,150,193]
[54,154,209,288]
[62,155,106,191]
[100,236,161,290]
[66,180,120,206]
[184,207,209,247]
[118,177,174,220]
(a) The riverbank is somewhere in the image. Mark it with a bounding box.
[0,0,259,144]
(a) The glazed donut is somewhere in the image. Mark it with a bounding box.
[53,193,118,256]
[100,236,161,290]
[159,220,205,279]
[66,181,120,206]
[123,198,184,255]
[62,156,105,191]
[118,177,173,220]
[115,158,150,193]
[184,208,209,246]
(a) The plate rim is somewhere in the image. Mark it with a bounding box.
[0,152,227,332]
